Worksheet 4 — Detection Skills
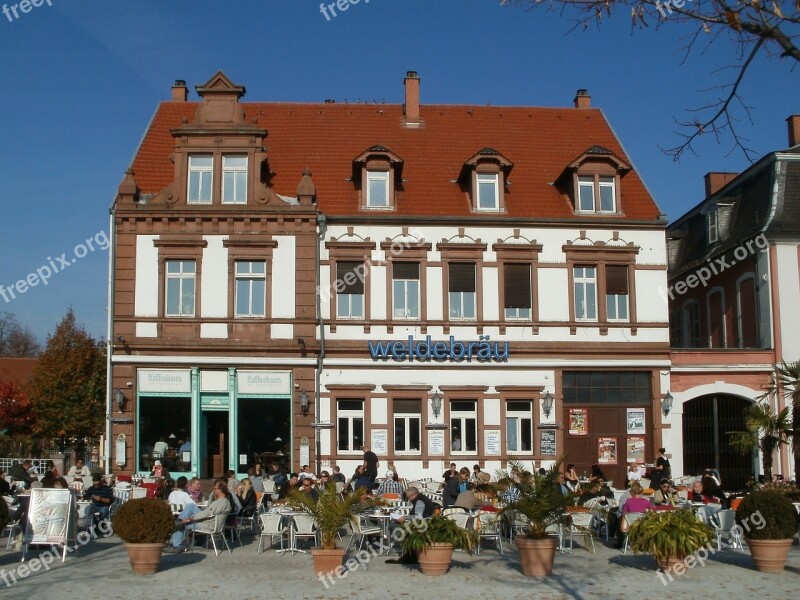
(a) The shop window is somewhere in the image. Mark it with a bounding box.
[506,400,533,453]
[450,400,477,453]
[138,396,191,473]
[393,399,421,454]
[337,399,364,453]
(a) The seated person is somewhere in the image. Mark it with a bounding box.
[268,462,288,487]
[168,476,196,508]
[564,464,580,491]
[652,480,679,506]
[556,473,571,496]
[387,486,436,565]
[277,473,299,500]
[0,469,12,496]
[578,478,613,506]
[700,476,726,505]
[237,477,257,514]
[167,482,232,552]
[9,460,36,489]
[84,474,114,524]
[187,477,204,503]
[377,469,404,496]
[298,477,319,502]
[454,482,482,510]
[226,470,243,496]
[330,465,346,485]
[151,460,170,480]
[614,482,653,547]
[589,464,607,483]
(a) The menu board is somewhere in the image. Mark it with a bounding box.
[568,408,588,435]
[626,408,646,434]
[598,437,617,465]
[23,488,76,561]
[371,429,387,455]
[540,430,556,456]
[428,430,445,456]
[484,430,501,456]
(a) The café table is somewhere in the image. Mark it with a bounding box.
[366,509,395,554]
[268,508,309,554]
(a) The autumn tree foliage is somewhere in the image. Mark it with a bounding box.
[0,379,35,435]
[28,309,106,440]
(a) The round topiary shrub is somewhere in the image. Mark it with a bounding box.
[112,497,175,544]
[735,489,797,540]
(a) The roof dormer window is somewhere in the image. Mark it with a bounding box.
[707,209,719,244]
[462,148,512,213]
[354,145,403,211]
[563,146,630,215]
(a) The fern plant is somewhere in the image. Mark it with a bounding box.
[400,513,478,554]
[287,483,375,549]
[627,508,714,563]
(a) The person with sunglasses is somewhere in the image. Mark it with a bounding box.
[652,480,679,507]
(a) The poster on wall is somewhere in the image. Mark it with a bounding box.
[371,430,387,455]
[598,437,617,464]
[484,430,501,456]
[627,437,645,464]
[626,408,646,434]
[428,430,445,456]
[568,408,588,435]
[540,430,556,456]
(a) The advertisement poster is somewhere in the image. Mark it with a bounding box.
[627,437,645,464]
[24,488,75,545]
[626,408,646,434]
[568,408,588,435]
[598,437,617,465]
[540,430,556,456]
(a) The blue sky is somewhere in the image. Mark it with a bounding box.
[0,0,796,342]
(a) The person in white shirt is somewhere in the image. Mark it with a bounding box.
[67,459,91,480]
[168,476,196,508]
[153,437,169,458]
[297,464,317,482]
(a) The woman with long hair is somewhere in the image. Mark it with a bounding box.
[237,477,256,514]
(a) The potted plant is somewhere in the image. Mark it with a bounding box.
[288,483,375,576]
[400,513,478,575]
[736,488,798,573]
[496,461,573,576]
[626,508,715,573]
[112,497,175,574]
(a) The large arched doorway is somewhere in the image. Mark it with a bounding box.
[683,394,754,491]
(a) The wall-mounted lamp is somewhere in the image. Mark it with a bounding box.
[113,388,125,413]
[431,391,442,419]
[541,391,554,419]
[299,389,310,416]
[661,391,674,417]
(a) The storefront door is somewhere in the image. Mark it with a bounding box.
[202,411,229,478]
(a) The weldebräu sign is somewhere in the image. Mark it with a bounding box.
[368,336,509,362]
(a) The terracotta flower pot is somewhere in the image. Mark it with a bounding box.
[312,547,346,576]
[657,555,686,574]
[516,536,558,576]
[746,538,793,573]
[417,542,454,576]
[124,543,164,575]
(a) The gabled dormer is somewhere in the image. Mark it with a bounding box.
[562,145,631,215]
[353,145,404,210]
[460,147,513,213]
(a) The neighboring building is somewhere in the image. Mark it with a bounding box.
[109,71,671,484]
[665,116,800,488]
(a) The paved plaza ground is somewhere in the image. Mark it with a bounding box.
[1,530,798,599]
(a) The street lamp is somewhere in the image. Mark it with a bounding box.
[113,388,125,413]
[431,391,442,419]
[661,391,674,417]
[541,391,554,419]
[299,389,309,416]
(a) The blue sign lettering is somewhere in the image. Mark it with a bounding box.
[367,336,509,363]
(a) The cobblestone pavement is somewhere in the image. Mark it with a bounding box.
[1,532,797,599]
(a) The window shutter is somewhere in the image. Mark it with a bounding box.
[337,261,364,294]
[504,264,531,308]
[605,265,628,295]
[708,210,719,243]
[393,262,419,280]
[449,263,475,292]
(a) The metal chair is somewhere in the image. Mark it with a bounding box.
[224,513,243,547]
[442,507,468,517]
[621,512,646,554]
[3,518,23,551]
[544,522,564,554]
[475,510,504,555]
[237,505,259,534]
[346,515,382,552]
[290,514,318,554]
[713,509,744,551]
[444,511,471,530]
[189,513,232,556]
[257,512,288,554]
[565,511,596,554]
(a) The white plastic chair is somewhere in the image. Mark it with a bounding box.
[713,509,744,551]
[346,516,382,553]
[475,510,504,555]
[565,511,596,554]
[290,514,318,554]
[130,487,148,499]
[257,512,288,554]
[544,522,563,553]
[189,513,232,556]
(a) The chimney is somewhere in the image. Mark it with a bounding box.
[172,79,188,102]
[296,168,316,206]
[788,115,800,147]
[704,172,738,197]
[404,71,420,126]
[574,89,591,109]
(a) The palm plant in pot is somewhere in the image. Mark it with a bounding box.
[287,483,375,576]
[112,497,175,574]
[626,508,714,573]
[400,513,478,575]
[735,488,798,573]
[496,460,574,576]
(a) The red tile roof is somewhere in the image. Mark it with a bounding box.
[131,101,661,221]
[0,358,37,386]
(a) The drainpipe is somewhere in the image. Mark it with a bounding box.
[105,206,117,476]
[315,213,328,475]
